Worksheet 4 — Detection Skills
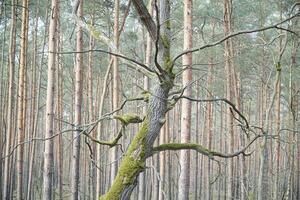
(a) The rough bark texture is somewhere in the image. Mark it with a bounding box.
[100,83,172,200]
[178,0,193,199]
[138,1,154,199]
[131,0,157,42]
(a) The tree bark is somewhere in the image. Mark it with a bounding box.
[178,0,193,199]
[2,1,16,198]
[16,0,29,198]
[27,1,41,198]
[223,0,235,198]
[111,0,120,183]
[43,0,58,199]
[71,0,83,199]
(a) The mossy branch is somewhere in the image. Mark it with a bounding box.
[113,114,143,126]
[150,135,262,158]
[83,127,123,148]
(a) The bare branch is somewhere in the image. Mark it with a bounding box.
[48,49,155,74]
[177,95,250,128]
[172,13,300,65]
[2,129,75,160]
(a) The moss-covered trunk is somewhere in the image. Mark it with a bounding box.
[100,84,172,200]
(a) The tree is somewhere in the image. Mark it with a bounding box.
[71,0,83,199]
[2,1,16,198]
[16,0,29,198]
[111,0,120,183]
[178,0,193,199]
[43,0,59,199]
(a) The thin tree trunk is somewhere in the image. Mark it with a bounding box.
[205,58,214,200]
[194,81,200,200]
[43,0,58,199]
[3,1,16,198]
[223,0,235,198]
[27,1,41,198]
[56,11,63,199]
[87,15,96,200]
[16,0,29,198]
[71,0,83,199]
[111,0,120,183]
[178,0,192,199]
[258,66,281,200]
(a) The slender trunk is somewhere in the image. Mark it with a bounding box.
[194,81,200,200]
[275,7,283,198]
[3,1,16,198]
[27,1,41,198]
[88,15,96,200]
[258,67,281,200]
[178,0,192,199]
[111,0,120,182]
[71,0,83,199]
[205,59,214,200]
[56,11,63,199]
[223,0,235,198]
[43,0,58,199]
[16,0,29,198]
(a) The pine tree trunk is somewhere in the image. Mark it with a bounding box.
[26,1,40,198]
[178,0,193,199]
[71,0,83,199]
[223,0,235,198]
[111,0,120,183]
[3,1,16,198]
[16,0,29,198]
[43,0,58,199]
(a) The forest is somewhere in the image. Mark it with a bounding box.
[0,0,300,199]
